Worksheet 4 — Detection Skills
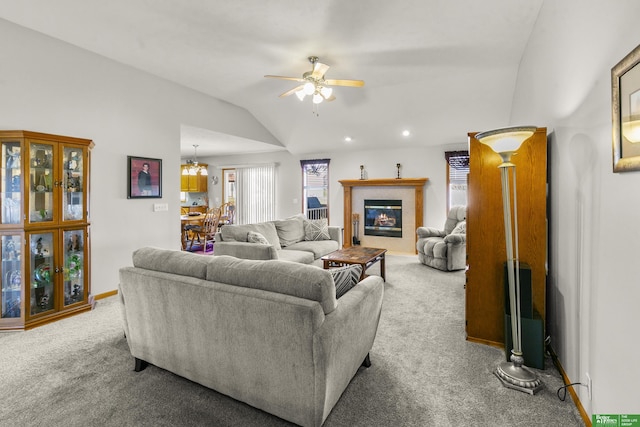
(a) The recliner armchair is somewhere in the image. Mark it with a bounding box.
[416,205,466,271]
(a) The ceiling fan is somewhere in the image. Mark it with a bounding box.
[265,56,364,104]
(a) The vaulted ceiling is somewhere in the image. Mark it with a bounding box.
[0,0,543,156]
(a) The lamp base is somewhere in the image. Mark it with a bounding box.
[495,360,543,395]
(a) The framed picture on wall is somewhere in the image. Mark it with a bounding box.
[612,43,640,172]
[127,156,162,198]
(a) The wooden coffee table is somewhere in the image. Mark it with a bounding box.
[321,246,387,281]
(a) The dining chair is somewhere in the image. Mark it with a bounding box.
[217,202,235,231]
[186,207,221,252]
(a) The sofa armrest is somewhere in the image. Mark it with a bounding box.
[416,227,445,238]
[444,233,466,244]
[327,226,342,247]
[213,241,279,260]
[314,276,384,415]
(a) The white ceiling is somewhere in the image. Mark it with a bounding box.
[0,0,543,157]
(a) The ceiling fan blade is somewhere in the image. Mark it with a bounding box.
[324,79,365,87]
[324,94,336,102]
[264,75,305,82]
[311,62,330,78]
[279,85,304,98]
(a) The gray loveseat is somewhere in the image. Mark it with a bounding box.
[118,247,384,427]
[213,214,341,264]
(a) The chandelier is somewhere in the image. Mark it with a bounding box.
[182,144,208,176]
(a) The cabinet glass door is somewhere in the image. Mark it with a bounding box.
[63,229,85,306]
[29,232,54,315]
[1,140,22,225]
[28,142,55,224]
[1,234,22,319]
[62,147,85,221]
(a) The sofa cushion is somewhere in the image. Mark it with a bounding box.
[303,218,330,241]
[273,214,305,247]
[330,264,363,298]
[206,255,337,314]
[220,222,282,250]
[247,231,270,245]
[284,239,339,259]
[132,247,215,280]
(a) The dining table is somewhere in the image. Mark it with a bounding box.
[180,213,205,250]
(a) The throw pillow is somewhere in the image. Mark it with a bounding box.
[451,221,466,235]
[331,264,363,298]
[304,218,330,241]
[274,214,305,247]
[247,231,270,245]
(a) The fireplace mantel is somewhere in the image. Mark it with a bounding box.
[339,178,428,188]
[339,178,428,250]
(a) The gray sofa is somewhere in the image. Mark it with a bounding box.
[416,205,466,271]
[213,214,341,264]
[118,247,384,427]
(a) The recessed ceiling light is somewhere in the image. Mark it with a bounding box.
[344,136,352,142]
[402,130,411,137]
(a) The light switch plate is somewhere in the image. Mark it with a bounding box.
[153,203,169,212]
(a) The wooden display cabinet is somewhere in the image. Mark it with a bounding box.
[465,128,547,347]
[180,163,208,192]
[0,130,93,330]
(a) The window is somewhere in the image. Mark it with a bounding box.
[235,164,275,224]
[301,159,329,221]
[222,168,236,205]
[445,151,469,210]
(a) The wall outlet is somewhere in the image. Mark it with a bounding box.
[586,373,592,400]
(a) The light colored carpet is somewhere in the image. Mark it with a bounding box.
[0,254,584,426]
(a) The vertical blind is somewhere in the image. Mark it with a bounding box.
[235,164,276,224]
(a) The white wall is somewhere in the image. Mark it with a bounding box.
[511,1,640,416]
[0,19,277,297]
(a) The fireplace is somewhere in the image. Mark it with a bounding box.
[364,199,402,238]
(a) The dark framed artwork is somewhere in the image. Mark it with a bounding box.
[612,43,640,172]
[127,156,162,199]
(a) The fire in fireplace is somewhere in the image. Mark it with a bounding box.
[364,199,402,238]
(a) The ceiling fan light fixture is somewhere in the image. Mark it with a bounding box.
[303,82,316,95]
[265,56,364,113]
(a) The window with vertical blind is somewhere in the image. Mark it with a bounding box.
[445,151,469,209]
[235,164,276,224]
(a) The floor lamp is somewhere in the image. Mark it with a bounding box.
[475,126,543,395]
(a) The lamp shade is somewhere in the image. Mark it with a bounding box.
[295,90,306,101]
[303,82,316,95]
[320,86,333,98]
[312,93,323,104]
[475,126,536,155]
